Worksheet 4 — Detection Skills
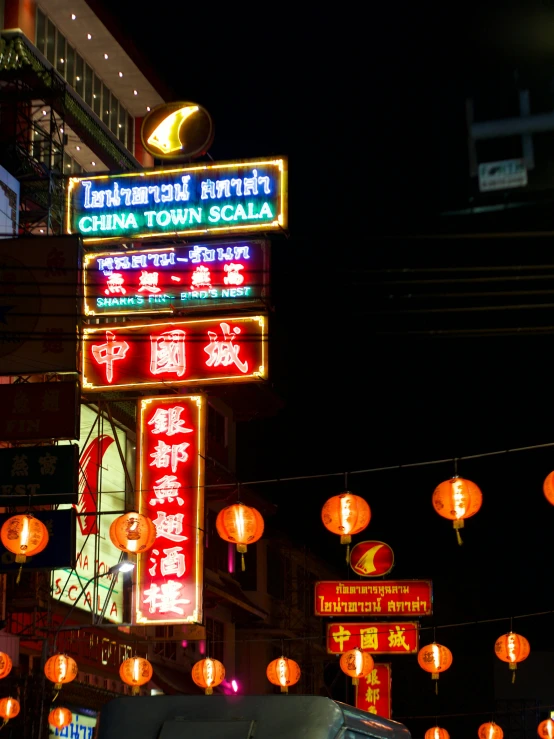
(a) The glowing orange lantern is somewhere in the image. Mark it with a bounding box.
[109,512,156,554]
[119,656,153,695]
[478,722,504,739]
[418,643,452,692]
[191,657,225,695]
[425,728,450,739]
[0,652,12,680]
[48,706,72,730]
[432,476,482,544]
[0,697,19,724]
[0,513,49,563]
[538,720,554,739]
[44,653,78,690]
[495,632,530,682]
[266,656,301,693]
[543,472,554,506]
[321,492,371,561]
[216,503,264,571]
[339,647,374,686]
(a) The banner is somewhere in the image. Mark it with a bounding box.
[0,444,79,504]
[0,381,80,442]
[326,622,418,654]
[355,663,391,719]
[314,580,432,616]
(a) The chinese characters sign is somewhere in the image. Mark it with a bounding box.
[326,622,418,654]
[84,240,269,316]
[355,663,391,719]
[0,381,80,441]
[0,445,79,504]
[314,581,432,616]
[350,540,395,577]
[135,395,206,625]
[82,315,267,392]
[67,158,287,243]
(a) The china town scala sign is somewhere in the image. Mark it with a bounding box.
[82,315,267,392]
[314,580,433,617]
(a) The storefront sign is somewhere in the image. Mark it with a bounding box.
[67,158,287,243]
[0,236,80,374]
[0,445,79,505]
[0,381,80,442]
[82,315,267,392]
[350,540,395,577]
[135,395,206,625]
[141,101,214,160]
[0,509,75,571]
[314,580,432,616]
[355,663,391,719]
[326,622,418,654]
[84,240,269,316]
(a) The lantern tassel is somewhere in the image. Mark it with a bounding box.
[455,529,463,546]
[345,544,350,564]
[52,690,59,703]
[15,565,22,585]
[0,718,7,731]
[435,681,439,695]
[241,553,245,572]
[512,670,516,684]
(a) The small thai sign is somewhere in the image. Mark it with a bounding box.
[0,444,79,504]
[326,621,418,654]
[82,315,267,392]
[350,540,395,577]
[314,580,432,617]
[0,509,75,571]
[0,381,80,441]
[355,663,391,719]
[83,240,269,316]
[67,158,287,243]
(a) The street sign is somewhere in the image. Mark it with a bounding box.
[0,444,79,504]
[350,540,394,577]
[355,663,391,719]
[0,509,75,571]
[314,580,432,617]
[326,621,419,654]
[0,381,80,442]
[478,159,527,192]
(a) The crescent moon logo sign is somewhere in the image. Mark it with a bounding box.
[75,434,115,536]
[146,105,199,155]
[350,540,395,577]
[141,101,215,160]
[354,544,384,575]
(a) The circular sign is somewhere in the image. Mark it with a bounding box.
[141,101,214,160]
[350,540,394,577]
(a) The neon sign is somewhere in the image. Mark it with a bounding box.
[67,158,287,243]
[82,315,267,392]
[135,395,205,625]
[83,240,269,316]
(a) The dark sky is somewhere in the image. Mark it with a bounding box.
[96,1,554,734]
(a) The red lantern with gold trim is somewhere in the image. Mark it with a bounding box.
[479,722,504,739]
[119,656,153,695]
[425,728,450,739]
[44,653,78,690]
[48,706,72,730]
[0,697,19,724]
[432,477,482,545]
[266,656,301,693]
[0,652,12,680]
[192,657,225,695]
[0,513,48,563]
[321,492,371,561]
[495,632,530,682]
[339,647,374,686]
[216,503,264,571]
[418,643,452,692]
[538,720,554,739]
[109,512,156,554]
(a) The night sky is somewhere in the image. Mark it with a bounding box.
[95,1,554,734]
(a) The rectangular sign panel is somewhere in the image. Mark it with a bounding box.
[67,157,287,244]
[478,159,527,192]
[135,394,206,625]
[0,509,75,571]
[0,381,80,441]
[0,444,79,504]
[314,580,432,616]
[0,236,80,374]
[84,239,269,316]
[355,663,391,719]
[326,622,418,654]
[82,315,267,392]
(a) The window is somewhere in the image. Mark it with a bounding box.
[102,84,111,127]
[110,95,119,135]
[56,33,66,75]
[93,74,102,117]
[84,63,93,108]
[45,18,55,64]
[205,618,224,663]
[118,105,128,146]
[66,45,75,87]
[36,9,46,55]
[74,54,84,98]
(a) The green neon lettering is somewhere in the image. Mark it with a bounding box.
[144,211,156,227]
[125,213,138,229]
[190,207,202,223]
[170,209,188,225]
[234,204,247,220]
[221,205,234,221]
[208,206,221,223]
[156,211,171,227]
[113,213,126,229]
[259,202,273,219]
[79,216,93,232]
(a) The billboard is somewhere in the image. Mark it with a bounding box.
[82,315,267,392]
[84,240,269,316]
[53,405,132,624]
[66,158,287,243]
[326,622,419,654]
[0,444,79,504]
[0,236,81,374]
[135,394,206,625]
[355,663,391,719]
[0,381,80,441]
[314,580,432,616]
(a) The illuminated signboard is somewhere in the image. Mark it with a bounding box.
[53,405,131,624]
[326,622,419,654]
[83,240,269,316]
[135,394,205,625]
[355,663,391,719]
[67,157,287,243]
[82,315,267,392]
[141,101,214,160]
[349,540,395,578]
[314,580,432,617]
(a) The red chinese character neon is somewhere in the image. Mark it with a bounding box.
[150,441,190,473]
[152,510,188,541]
[105,273,126,295]
[160,546,186,577]
[150,330,186,376]
[91,330,130,383]
[142,580,191,614]
[223,263,244,285]
[204,322,248,373]
[138,271,161,293]
[147,406,193,436]
[191,265,211,289]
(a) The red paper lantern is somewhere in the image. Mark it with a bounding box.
[478,723,504,739]
[495,632,530,682]
[191,657,225,695]
[538,720,554,739]
[425,728,450,739]
[119,656,153,695]
[266,656,301,693]
[0,513,48,562]
[216,503,264,570]
[543,472,554,506]
[44,653,78,690]
[321,492,370,562]
[432,477,482,544]
[48,706,72,730]
[418,643,452,692]
[339,648,374,686]
[0,652,12,680]
[109,512,156,554]
[0,697,19,723]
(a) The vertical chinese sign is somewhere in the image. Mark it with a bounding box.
[355,663,391,719]
[135,395,206,625]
